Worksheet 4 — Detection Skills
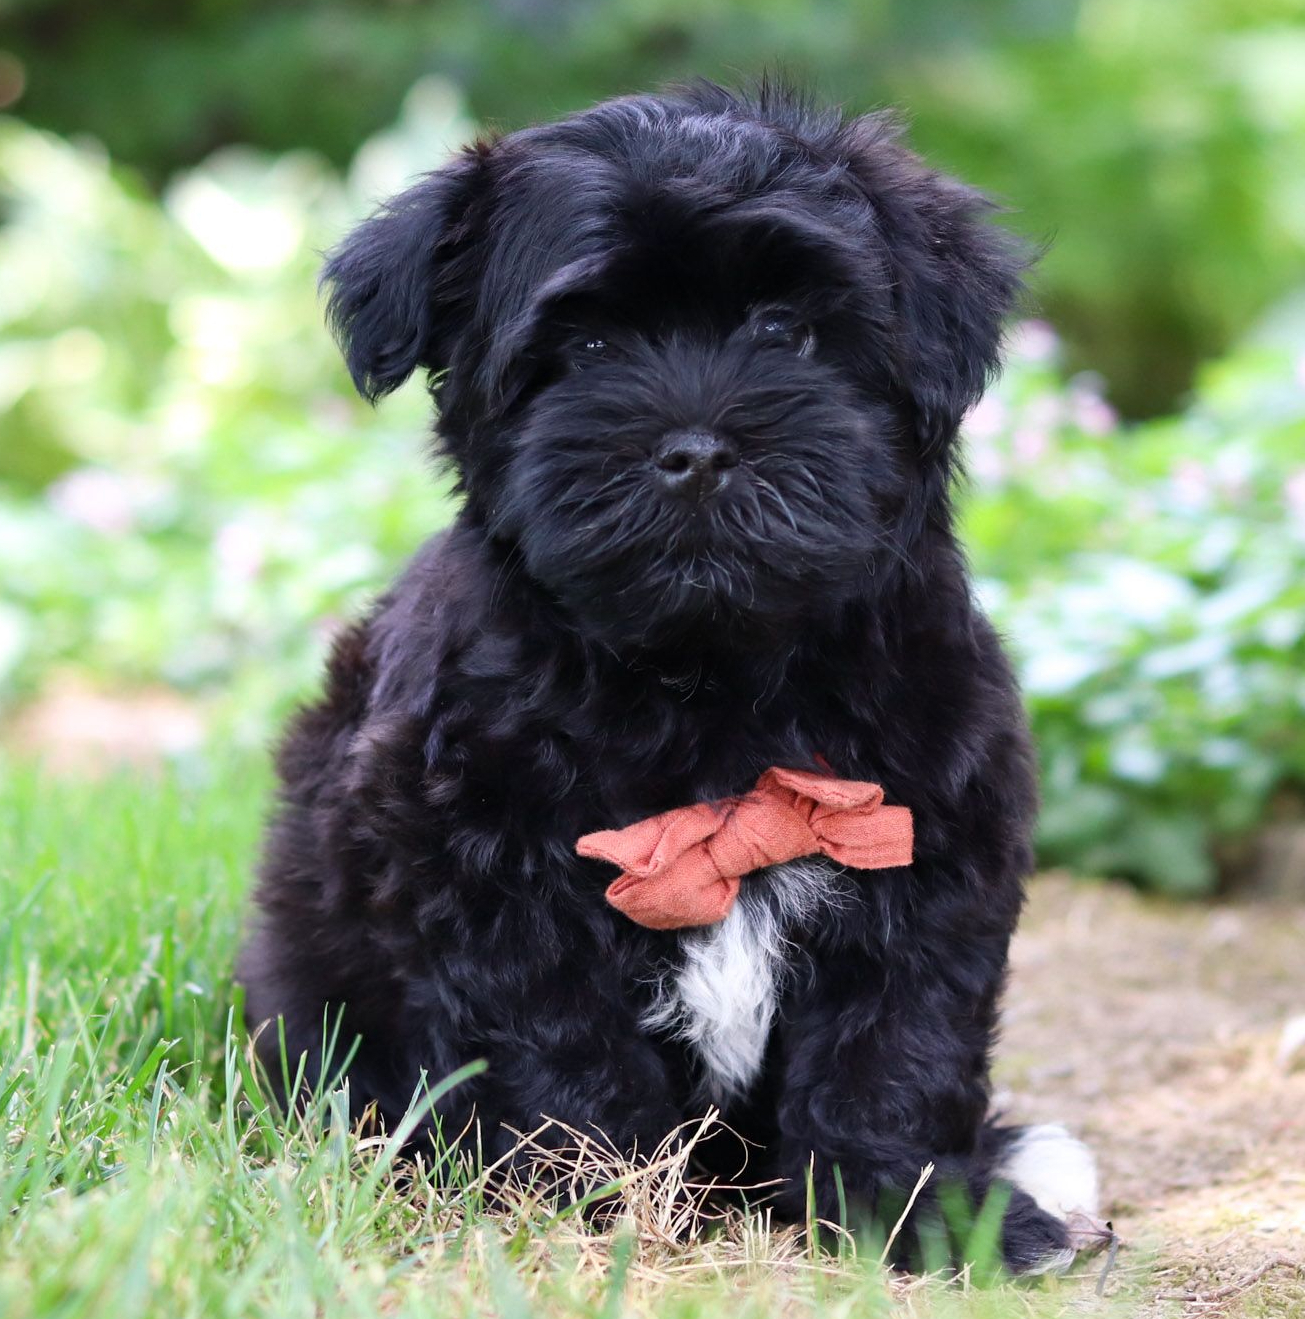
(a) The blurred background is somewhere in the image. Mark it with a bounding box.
[1,0,1304,896]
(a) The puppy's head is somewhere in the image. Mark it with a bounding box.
[324,82,1023,650]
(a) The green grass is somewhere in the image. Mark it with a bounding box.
[0,757,1129,1318]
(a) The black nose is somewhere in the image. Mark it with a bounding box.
[653,430,739,503]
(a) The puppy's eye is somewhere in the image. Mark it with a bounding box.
[569,336,610,368]
[752,311,815,357]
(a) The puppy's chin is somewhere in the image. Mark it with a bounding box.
[500,460,892,655]
[519,537,870,655]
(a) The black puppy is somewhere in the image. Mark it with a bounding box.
[239,81,1097,1273]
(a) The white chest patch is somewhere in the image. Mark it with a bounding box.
[641,858,839,1102]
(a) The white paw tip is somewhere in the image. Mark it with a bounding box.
[1021,1245,1079,1277]
[999,1122,1100,1220]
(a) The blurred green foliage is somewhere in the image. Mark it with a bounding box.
[2,92,1304,893]
[963,326,1305,892]
[0,86,473,742]
[5,0,1305,413]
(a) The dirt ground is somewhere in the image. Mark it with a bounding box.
[1000,877,1305,1315]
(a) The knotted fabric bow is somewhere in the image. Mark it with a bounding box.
[576,767,913,930]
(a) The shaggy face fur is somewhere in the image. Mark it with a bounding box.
[239,82,1096,1274]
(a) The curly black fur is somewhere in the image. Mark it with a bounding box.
[239,81,1077,1273]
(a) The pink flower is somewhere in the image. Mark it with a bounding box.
[1286,468,1305,524]
[964,393,1007,441]
[47,469,140,536]
[1012,426,1049,463]
[1171,459,1212,511]
[214,521,266,583]
[1008,319,1059,365]
[1068,384,1117,436]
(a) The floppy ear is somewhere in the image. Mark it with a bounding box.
[841,114,1027,454]
[321,146,489,402]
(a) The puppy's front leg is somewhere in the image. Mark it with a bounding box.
[431,902,684,1195]
[771,940,1072,1275]
[475,1017,683,1172]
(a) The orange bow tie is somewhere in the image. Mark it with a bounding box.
[576,767,913,930]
